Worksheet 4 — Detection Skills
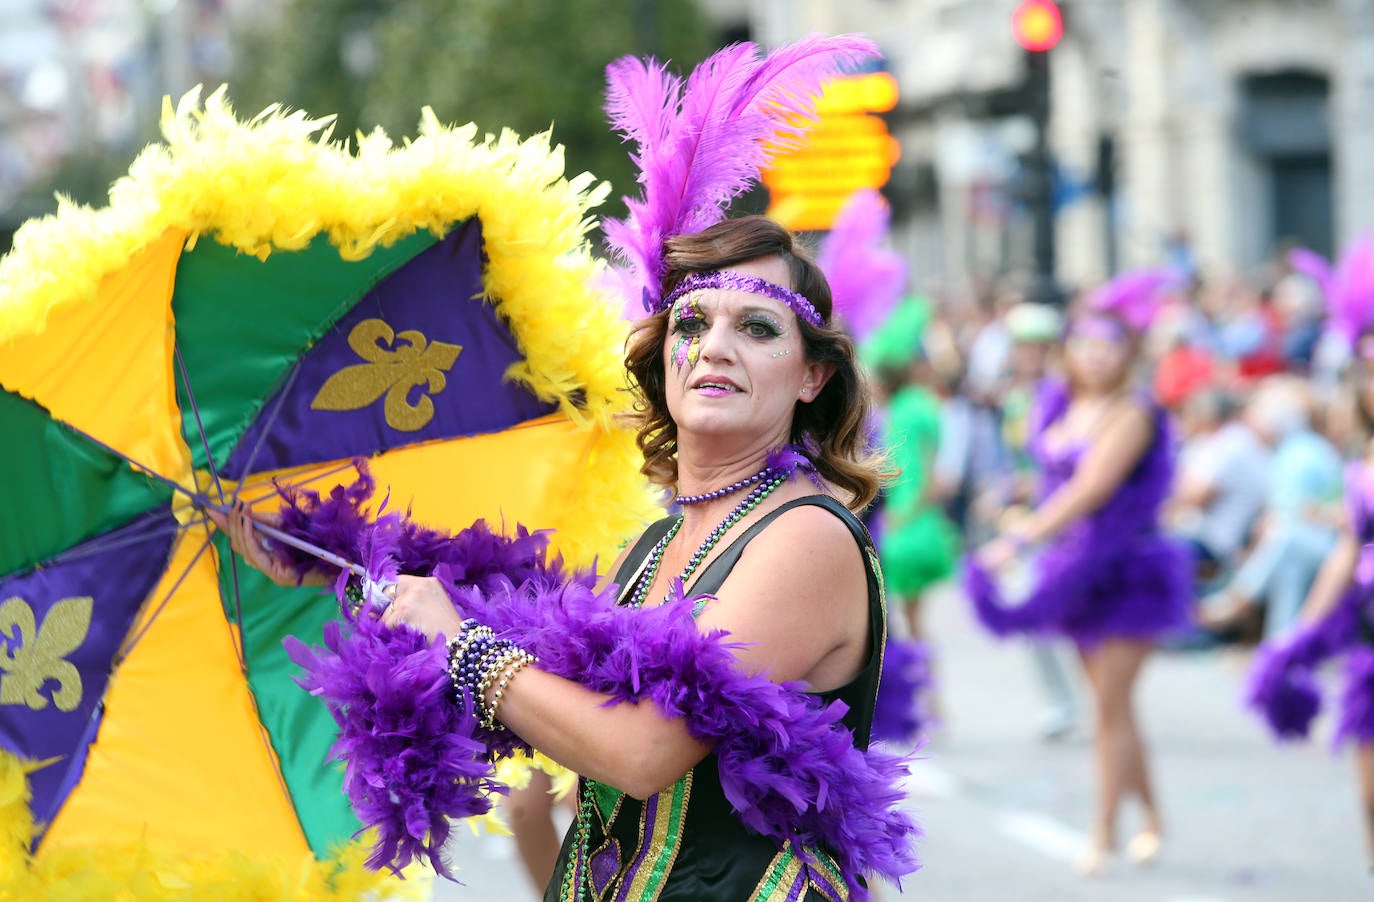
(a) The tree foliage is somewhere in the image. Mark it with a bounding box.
[229,0,718,221]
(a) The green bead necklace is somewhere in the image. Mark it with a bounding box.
[561,471,790,900]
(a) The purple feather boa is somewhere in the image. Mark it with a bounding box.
[274,466,921,892]
[1245,587,1365,744]
[871,636,933,745]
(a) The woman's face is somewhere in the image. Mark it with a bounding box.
[1066,316,1132,392]
[661,255,831,446]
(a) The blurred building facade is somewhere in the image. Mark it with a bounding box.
[752,0,1374,295]
[4,0,1372,293]
[0,0,249,236]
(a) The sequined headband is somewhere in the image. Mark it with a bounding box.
[659,270,826,328]
[1070,314,1130,343]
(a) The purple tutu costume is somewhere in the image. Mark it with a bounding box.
[964,380,1192,648]
[1248,461,1374,745]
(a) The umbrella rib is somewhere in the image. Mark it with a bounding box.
[175,345,251,663]
[174,345,230,508]
[231,361,302,504]
[10,394,367,578]
[42,516,197,570]
[118,528,214,661]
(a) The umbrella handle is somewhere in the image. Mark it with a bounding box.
[199,498,368,579]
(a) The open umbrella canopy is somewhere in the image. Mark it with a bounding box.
[0,87,657,896]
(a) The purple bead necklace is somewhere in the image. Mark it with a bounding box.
[675,465,781,506]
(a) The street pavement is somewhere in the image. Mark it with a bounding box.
[432,584,1369,901]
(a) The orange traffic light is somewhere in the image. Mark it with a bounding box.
[1012,0,1063,52]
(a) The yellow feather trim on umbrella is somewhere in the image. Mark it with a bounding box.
[0,750,431,900]
[0,84,661,558]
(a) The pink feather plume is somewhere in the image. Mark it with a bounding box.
[1086,267,1180,333]
[603,35,881,315]
[1289,235,1374,345]
[816,188,907,340]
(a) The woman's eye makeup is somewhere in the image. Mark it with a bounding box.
[740,313,783,338]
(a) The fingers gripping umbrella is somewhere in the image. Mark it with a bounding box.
[0,87,656,895]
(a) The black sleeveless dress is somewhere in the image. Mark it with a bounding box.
[544,495,887,902]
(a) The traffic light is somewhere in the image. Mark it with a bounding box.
[762,72,901,232]
[1012,0,1063,52]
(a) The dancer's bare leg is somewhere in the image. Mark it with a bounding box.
[1356,742,1374,868]
[1077,639,1159,874]
[507,769,560,893]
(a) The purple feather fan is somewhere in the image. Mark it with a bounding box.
[1288,234,1374,346]
[871,635,933,745]
[1086,267,1180,333]
[275,468,921,892]
[817,189,907,341]
[602,35,880,314]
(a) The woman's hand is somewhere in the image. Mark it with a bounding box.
[206,500,320,587]
[379,575,466,642]
[977,535,1022,572]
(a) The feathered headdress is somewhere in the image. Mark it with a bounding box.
[1084,267,1181,333]
[602,35,881,316]
[1288,235,1374,347]
[816,188,907,341]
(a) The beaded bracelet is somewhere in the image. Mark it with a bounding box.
[484,651,536,730]
[474,647,534,730]
[444,619,536,731]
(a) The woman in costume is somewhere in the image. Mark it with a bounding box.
[963,271,1191,875]
[222,36,918,901]
[862,295,960,641]
[1247,238,1374,868]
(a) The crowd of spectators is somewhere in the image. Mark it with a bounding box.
[906,247,1354,652]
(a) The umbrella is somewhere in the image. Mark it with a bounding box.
[0,87,656,895]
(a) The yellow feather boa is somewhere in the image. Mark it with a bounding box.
[0,87,662,896]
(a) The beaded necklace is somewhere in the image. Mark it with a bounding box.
[629,471,787,609]
[674,464,780,506]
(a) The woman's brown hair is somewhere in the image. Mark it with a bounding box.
[623,215,888,511]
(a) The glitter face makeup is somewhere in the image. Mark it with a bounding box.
[669,292,705,374]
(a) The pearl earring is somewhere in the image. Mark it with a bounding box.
[771,349,790,358]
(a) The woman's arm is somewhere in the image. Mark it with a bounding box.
[387,505,870,799]
[1296,527,1359,627]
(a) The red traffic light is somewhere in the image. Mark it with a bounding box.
[1012,0,1063,52]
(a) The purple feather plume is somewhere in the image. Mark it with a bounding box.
[1086,267,1180,332]
[603,35,880,313]
[871,635,933,745]
[1289,235,1374,346]
[274,470,920,892]
[817,189,907,341]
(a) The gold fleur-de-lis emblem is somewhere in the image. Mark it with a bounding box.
[310,319,464,432]
[0,595,92,713]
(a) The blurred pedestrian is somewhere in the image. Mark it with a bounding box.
[1201,377,1342,639]
[999,301,1081,740]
